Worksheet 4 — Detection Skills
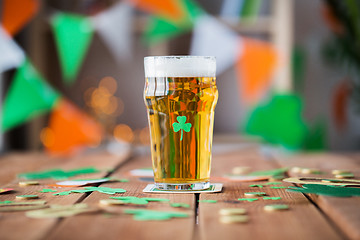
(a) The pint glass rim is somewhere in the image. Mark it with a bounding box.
[144,55,216,78]
[144,55,215,60]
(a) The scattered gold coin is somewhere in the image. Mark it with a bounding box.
[19,181,39,187]
[290,167,302,173]
[332,170,351,175]
[264,204,289,212]
[335,173,354,179]
[219,208,246,216]
[232,166,251,175]
[16,195,39,200]
[244,192,266,197]
[99,199,126,206]
[301,168,320,174]
[219,215,249,224]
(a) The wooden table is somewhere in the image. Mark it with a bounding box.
[0,142,359,240]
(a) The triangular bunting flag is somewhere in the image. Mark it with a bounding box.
[220,0,245,20]
[42,99,103,156]
[0,26,25,72]
[236,38,277,105]
[1,0,39,36]
[2,59,60,131]
[190,15,240,75]
[127,0,184,21]
[51,13,94,85]
[143,0,203,45]
[92,2,133,63]
[244,94,308,150]
[240,0,263,21]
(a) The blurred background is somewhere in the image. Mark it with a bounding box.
[1,0,360,156]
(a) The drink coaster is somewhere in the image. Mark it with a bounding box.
[143,183,223,193]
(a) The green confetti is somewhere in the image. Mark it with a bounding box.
[170,203,190,208]
[198,200,217,203]
[40,189,57,193]
[263,197,282,200]
[0,201,13,204]
[110,196,149,205]
[287,184,360,197]
[270,186,289,189]
[142,197,170,202]
[18,167,100,180]
[264,182,283,185]
[16,195,38,198]
[238,198,258,202]
[249,184,263,188]
[84,187,126,195]
[124,209,189,221]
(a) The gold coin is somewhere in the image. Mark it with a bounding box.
[219,215,249,224]
[19,181,39,186]
[264,204,289,212]
[219,208,246,216]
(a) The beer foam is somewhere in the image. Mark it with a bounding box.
[144,56,216,78]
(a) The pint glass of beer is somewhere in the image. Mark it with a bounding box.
[144,56,218,190]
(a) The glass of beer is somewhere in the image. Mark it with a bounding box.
[144,56,218,190]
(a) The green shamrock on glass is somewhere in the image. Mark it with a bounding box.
[172,116,192,141]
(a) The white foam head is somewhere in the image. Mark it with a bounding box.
[144,56,216,78]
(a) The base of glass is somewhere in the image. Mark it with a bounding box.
[155,182,210,191]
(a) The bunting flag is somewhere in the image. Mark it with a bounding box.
[143,0,203,45]
[190,15,240,75]
[304,120,326,150]
[236,38,277,105]
[1,59,60,132]
[240,0,263,20]
[127,0,184,21]
[92,2,133,63]
[332,80,350,131]
[42,99,103,156]
[1,0,39,36]
[220,0,245,20]
[0,26,25,73]
[244,94,308,150]
[51,13,94,85]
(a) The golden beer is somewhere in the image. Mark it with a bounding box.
[144,56,217,190]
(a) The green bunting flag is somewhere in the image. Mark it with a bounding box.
[51,13,94,85]
[1,59,60,132]
[244,94,308,150]
[240,0,262,20]
[143,0,204,45]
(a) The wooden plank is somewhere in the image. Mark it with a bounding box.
[272,152,360,240]
[47,155,195,240]
[0,151,130,240]
[199,148,343,240]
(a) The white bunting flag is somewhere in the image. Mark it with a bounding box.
[92,2,133,63]
[190,15,241,75]
[220,0,245,20]
[0,26,25,73]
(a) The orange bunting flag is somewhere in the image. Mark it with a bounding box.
[332,80,350,131]
[41,99,103,156]
[1,0,39,36]
[236,38,277,106]
[127,0,184,21]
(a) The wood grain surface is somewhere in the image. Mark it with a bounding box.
[0,151,130,240]
[199,148,344,240]
[47,155,195,240]
[272,152,360,240]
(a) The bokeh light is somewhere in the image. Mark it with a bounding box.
[114,124,134,143]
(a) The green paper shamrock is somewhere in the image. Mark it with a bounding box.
[124,209,189,221]
[172,116,192,141]
[287,184,360,197]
